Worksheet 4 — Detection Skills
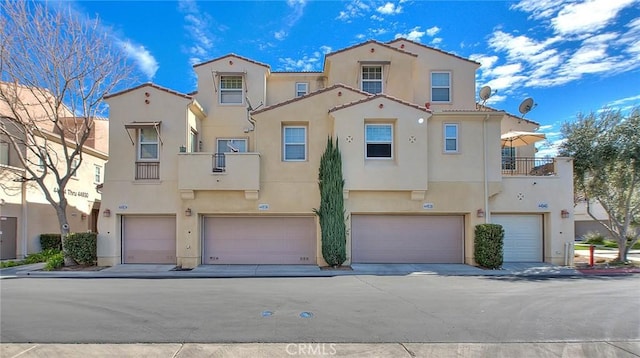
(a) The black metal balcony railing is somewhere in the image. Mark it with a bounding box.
[212,153,225,172]
[135,161,159,180]
[502,157,555,176]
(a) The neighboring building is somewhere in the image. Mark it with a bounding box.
[98,38,574,268]
[574,199,611,240]
[0,83,107,260]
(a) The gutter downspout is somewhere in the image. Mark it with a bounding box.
[483,114,490,223]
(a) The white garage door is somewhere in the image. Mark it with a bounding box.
[122,216,176,264]
[203,216,316,265]
[351,215,464,263]
[492,214,543,262]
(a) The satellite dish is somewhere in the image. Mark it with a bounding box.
[477,85,496,108]
[518,97,536,118]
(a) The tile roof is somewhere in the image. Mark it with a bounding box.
[193,53,270,69]
[251,84,369,116]
[329,93,431,114]
[325,39,418,58]
[387,38,481,65]
[476,104,540,126]
[104,83,192,100]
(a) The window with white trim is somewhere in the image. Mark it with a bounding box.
[444,123,458,153]
[219,75,243,104]
[365,123,392,158]
[94,165,102,183]
[295,82,308,97]
[431,72,451,102]
[138,128,159,160]
[361,66,383,94]
[0,141,8,165]
[189,128,198,153]
[283,126,307,161]
[215,138,247,169]
[71,159,80,177]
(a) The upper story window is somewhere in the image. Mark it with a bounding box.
[295,82,309,97]
[71,158,80,177]
[189,128,198,153]
[138,128,159,160]
[283,126,307,161]
[361,66,383,94]
[220,75,243,104]
[94,165,102,183]
[431,72,451,102]
[0,141,8,165]
[365,123,392,159]
[444,123,458,153]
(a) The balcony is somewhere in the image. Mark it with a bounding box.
[178,152,260,193]
[135,161,159,180]
[502,157,556,176]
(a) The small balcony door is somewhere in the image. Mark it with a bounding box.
[216,139,247,168]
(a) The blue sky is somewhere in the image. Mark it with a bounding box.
[70,0,640,156]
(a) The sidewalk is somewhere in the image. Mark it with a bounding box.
[1,262,588,279]
[2,341,639,358]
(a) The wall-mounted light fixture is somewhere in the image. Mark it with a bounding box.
[561,209,570,219]
[185,208,192,217]
[476,209,485,218]
[103,209,111,217]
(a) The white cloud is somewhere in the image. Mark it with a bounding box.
[377,2,402,15]
[178,0,216,66]
[337,0,370,21]
[432,38,442,45]
[606,94,640,107]
[276,45,329,72]
[395,26,425,41]
[426,26,440,37]
[469,54,499,71]
[274,31,286,41]
[551,0,636,36]
[118,40,159,80]
[370,14,384,21]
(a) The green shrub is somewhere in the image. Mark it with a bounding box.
[0,260,20,268]
[40,233,62,251]
[474,224,504,269]
[63,232,97,265]
[583,232,606,245]
[44,252,64,271]
[23,248,61,264]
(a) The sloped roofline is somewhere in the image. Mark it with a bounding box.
[251,84,370,116]
[325,39,418,58]
[329,93,431,113]
[104,82,192,100]
[477,104,540,126]
[193,53,270,69]
[387,38,481,66]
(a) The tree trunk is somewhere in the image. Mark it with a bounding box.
[55,206,77,266]
[617,241,629,263]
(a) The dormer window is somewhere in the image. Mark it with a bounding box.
[361,65,383,94]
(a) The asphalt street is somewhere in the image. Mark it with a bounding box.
[1,275,638,344]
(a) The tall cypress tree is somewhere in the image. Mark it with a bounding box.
[315,137,346,266]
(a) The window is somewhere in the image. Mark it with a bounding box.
[71,159,80,177]
[295,82,308,97]
[365,124,392,158]
[283,126,307,161]
[502,147,516,170]
[189,129,198,153]
[138,128,159,160]
[216,138,247,169]
[431,72,451,102]
[94,165,102,183]
[219,75,243,104]
[0,141,8,165]
[444,123,458,153]
[361,66,383,94]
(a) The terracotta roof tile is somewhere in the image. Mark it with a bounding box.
[387,38,481,66]
[251,84,369,116]
[329,93,431,114]
[104,83,192,100]
[193,53,270,69]
[477,104,540,126]
[325,39,418,58]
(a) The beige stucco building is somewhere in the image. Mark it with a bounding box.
[98,38,575,268]
[0,83,108,259]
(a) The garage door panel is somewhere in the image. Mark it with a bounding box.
[352,215,464,264]
[492,215,543,262]
[204,217,316,265]
[123,216,176,264]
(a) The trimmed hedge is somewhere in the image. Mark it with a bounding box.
[44,252,64,271]
[40,233,62,251]
[474,224,504,269]
[64,232,97,265]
